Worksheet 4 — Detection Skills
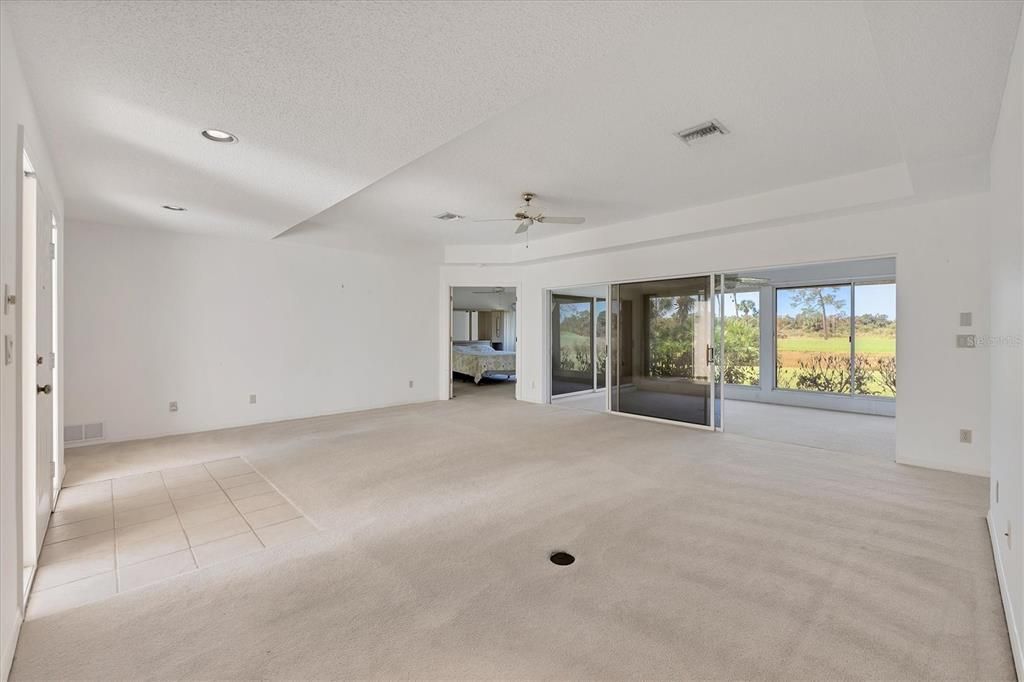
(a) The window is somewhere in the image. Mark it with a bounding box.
[595,299,607,389]
[552,296,593,395]
[853,281,896,397]
[776,285,851,393]
[774,282,895,397]
[723,290,760,386]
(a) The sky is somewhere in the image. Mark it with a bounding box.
[724,283,896,319]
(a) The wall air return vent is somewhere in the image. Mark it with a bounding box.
[64,424,84,443]
[64,422,104,443]
[674,119,730,146]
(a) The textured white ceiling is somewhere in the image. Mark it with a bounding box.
[3,0,657,238]
[283,0,1023,251]
[6,0,1022,250]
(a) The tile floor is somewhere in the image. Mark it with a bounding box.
[28,457,316,620]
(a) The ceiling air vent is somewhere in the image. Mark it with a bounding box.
[674,119,730,146]
[434,212,464,221]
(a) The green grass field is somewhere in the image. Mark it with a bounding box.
[559,331,590,349]
[776,333,895,356]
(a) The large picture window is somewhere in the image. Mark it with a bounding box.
[775,281,894,397]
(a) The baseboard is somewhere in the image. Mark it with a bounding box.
[895,456,989,478]
[988,511,1022,680]
[2,608,24,682]
[63,396,439,449]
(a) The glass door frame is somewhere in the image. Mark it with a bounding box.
[550,293,596,399]
[608,273,721,432]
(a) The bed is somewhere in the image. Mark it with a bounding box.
[452,341,516,383]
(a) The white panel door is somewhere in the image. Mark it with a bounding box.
[33,194,55,554]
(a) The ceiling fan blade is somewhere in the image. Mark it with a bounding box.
[536,216,585,224]
[473,218,520,223]
[515,219,532,234]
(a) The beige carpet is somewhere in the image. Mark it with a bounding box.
[723,399,897,460]
[12,397,1013,680]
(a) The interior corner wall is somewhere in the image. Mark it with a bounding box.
[0,6,65,681]
[444,192,993,478]
[988,10,1023,675]
[64,221,440,444]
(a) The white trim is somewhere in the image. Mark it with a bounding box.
[894,456,989,478]
[62,396,438,448]
[988,512,1022,680]
[439,280,523,402]
[1,610,22,682]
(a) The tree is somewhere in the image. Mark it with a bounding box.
[789,287,846,339]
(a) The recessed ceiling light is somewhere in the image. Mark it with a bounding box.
[434,212,464,221]
[162,205,187,212]
[201,129,238,143]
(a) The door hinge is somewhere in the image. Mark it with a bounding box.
[48,351,56,369]
[3,284,14,314]
[49,242,56,260]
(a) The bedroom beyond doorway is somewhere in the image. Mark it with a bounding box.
[450,286,517,399]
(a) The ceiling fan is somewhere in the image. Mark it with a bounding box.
[474,192,585,234]
[722,275,769,290]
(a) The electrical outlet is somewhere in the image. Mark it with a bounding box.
[408,380,414,389]
[169,401,178,413]
[249,394,257,404]
[959,429,972,444]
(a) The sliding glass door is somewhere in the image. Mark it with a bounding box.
[552,295,594,396]
[610,276,716,427]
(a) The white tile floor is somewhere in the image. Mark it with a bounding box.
[27,457,316,620]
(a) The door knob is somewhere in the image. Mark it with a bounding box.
[36,384,51,395]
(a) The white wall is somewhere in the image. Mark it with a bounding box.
[0,6,64,680]
[64,221,440,443]
[442,193,993,477]
[988,11,1023,674]
[451,287,516,311]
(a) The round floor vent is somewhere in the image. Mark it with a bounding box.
[549,551,575,566]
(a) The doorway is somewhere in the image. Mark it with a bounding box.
[449,286,518,400]
[716,259,897,458]
[548,285,608,412]
[609,276,718,428]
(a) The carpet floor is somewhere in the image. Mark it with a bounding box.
[12,396,1013,680]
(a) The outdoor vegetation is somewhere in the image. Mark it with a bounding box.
[723,284,895,397]
[775,284,896,396]
[556,301,606,378]
[647,294,698,378]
